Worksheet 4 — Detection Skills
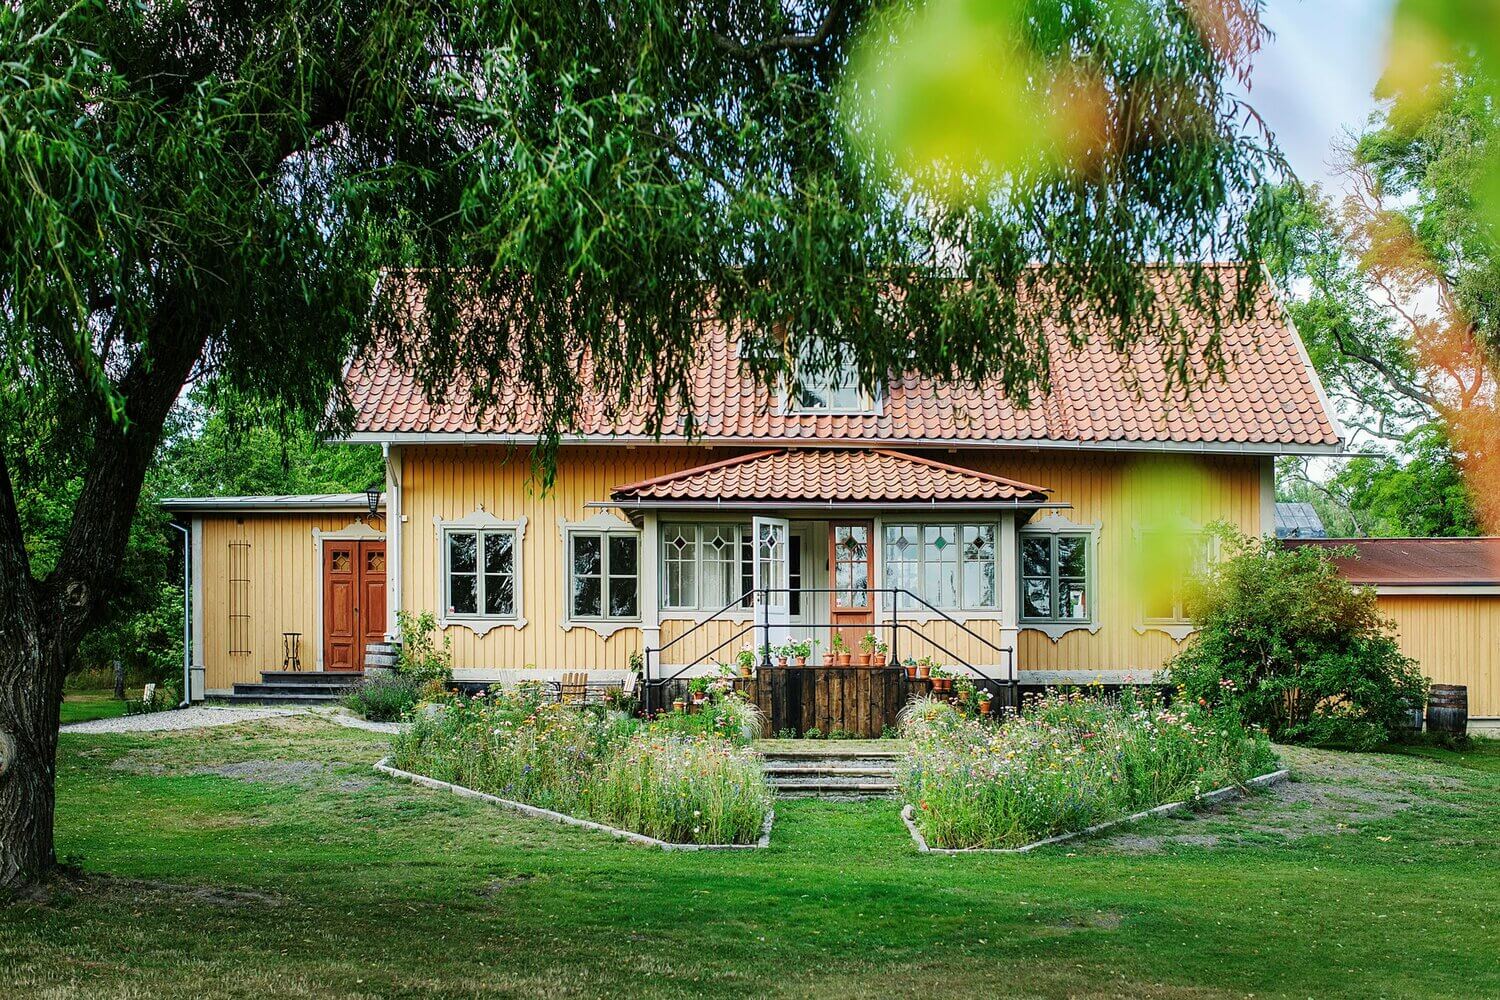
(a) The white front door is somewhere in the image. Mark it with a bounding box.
[752,516,792,657]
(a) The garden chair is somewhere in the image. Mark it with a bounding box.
[560,671,589,705]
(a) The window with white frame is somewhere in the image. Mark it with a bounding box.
[883,522,999,611]
[790,338,876,413]
[569,529,640,621]
[663,523,741,611]
[1139,530,1211,623]
[1020,532,1091,622]
[445,528,517,618]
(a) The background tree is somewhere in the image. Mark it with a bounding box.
[0,0,1286,889]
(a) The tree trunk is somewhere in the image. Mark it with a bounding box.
[0,600,64,890]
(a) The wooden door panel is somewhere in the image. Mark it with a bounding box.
[358,542,387,664]
[323,542,358,672]
[829,521,875,653]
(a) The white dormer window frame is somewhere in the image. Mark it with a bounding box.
[786,336,881,414]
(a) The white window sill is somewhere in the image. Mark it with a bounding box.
[1020,621,1101,642]
[1134,622,1197,642]
[440,614,527,638]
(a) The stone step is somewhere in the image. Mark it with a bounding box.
[759,749,904,761]
[770,779,898,798]
[763,764,895,778]
[257,671,362,686]
[233,682,358,697]
[222,691,348,706]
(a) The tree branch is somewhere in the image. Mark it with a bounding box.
[713,1,847,58]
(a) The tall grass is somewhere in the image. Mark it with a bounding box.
[900,690,1278,849]
[390,689,770,844]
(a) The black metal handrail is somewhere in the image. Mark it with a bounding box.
[641,586,1017,712]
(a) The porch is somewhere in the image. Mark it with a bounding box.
[607,448,1061,732]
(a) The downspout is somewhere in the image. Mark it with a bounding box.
[168,520,191,708]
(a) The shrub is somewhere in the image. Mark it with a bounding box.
[899,690,1277,850]
[390,687,770,844]
[395,609,453,683]
[343,673,422,722]
[1168,531,1428,748]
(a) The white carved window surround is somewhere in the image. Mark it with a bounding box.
[560,512,642,639]
[434,508,527,637]
[1019,512,1102,642]
[1133,525,1214,642]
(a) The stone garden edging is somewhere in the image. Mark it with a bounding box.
[901,768,1291,854]
[373,757,774,851]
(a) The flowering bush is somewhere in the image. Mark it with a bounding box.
[899,690,1278,850]
[390,687,770,844]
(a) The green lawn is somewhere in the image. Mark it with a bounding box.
[3,718,1497,998]
[58,689,128,725]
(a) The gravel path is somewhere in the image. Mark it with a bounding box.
[60,705,301,734]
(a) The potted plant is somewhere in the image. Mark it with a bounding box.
[689,677,710,706]
[831,632,852,667]
[916,656,932,680]
[856,631,877,667]
[736,645,756,678]
[775,642,791,668]
[672,696,688,713]
[930,665,952,693]
[954,675,976,705]
[791,639,812,667]
[903,656,918,680]
[872,636,889,668]
[977,692,992,715]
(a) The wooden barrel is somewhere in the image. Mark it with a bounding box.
[1426,684,1468,737]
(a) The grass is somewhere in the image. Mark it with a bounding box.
[59,689,128,725]
[2,716,1497,998]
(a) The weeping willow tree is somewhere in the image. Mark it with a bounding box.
[0,0,1283,888]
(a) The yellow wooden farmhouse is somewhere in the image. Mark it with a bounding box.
[159,273,1498,730]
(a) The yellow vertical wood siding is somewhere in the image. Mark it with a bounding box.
[1377,594,1500,718]
[399,446,1268,678]
[199,512,375,690]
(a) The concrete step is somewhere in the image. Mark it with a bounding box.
[759,749,904,761]
[233,682,358,697]
[763,764,896,778]
[257,671,362,685]
[222,691,348,706]
[770,779,898,798]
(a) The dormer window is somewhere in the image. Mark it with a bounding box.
[790,338,878,413]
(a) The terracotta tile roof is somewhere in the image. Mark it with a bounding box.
[346,267,1341,450]
[1285,538,1500,587]
[611,448,1050,505]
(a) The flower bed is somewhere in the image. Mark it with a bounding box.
[898,691,1279,850]
[388,686,772,846]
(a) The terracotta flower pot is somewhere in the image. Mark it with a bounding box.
[854,653,870,667]
[872,653,887,668]
[905,664,918,679]
[672,699,687,713]
[776,656,789,667]
[835,653,852,667]
[739,665,752,678]
[916,665,930,679]
[978,700,992,715]
[793,656,807,667]
[822,653,835,667]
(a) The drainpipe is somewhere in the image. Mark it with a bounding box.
[168,520,191,708]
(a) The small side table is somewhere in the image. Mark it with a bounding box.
[282,632,302,671]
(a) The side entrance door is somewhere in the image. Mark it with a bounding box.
[323,539,386,671]
[829,521,875,658]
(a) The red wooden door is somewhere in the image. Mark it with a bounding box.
[323,540,386,672]
[829,521,874,656]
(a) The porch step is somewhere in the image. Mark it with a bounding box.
[226,671,362,706]
[759,743,904,800]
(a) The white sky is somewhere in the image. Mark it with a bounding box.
[1251,0,1397,192]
